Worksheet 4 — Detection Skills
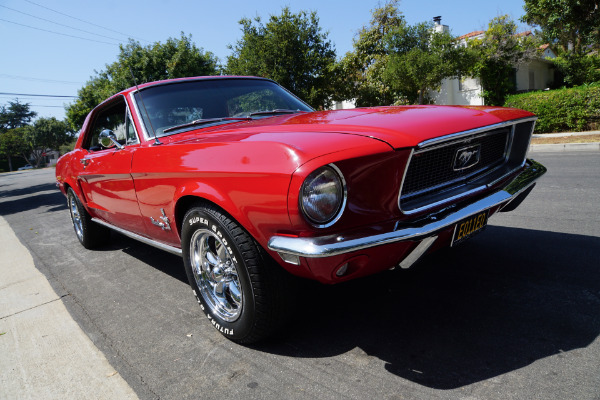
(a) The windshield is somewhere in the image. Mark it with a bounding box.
[133,78,313,137]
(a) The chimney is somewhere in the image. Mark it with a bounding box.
[432,16,448,33]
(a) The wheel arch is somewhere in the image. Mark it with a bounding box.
[174,195,262,249]
[62,178,89,211]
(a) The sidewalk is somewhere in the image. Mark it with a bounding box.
[529,130,600,152]
[0,216,138,400]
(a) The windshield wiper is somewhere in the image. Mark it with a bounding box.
[163,117,251,133]
[249,109,308,117]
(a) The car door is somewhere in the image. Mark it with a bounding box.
[75,96,147,235]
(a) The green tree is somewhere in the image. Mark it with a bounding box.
[383,22,467,104]
[523,0,600,86]
[336,0,405,106]
[522,0,600,55]
[468,15,539,106]
[552,53,600,86]
[66,33,218,131]
[0,128,29,171]
[0,100,37,133]
[226,7,336,109]
[23,117,73,168]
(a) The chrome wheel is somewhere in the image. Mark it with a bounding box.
[69,194,83,241]
[190,229,243,322]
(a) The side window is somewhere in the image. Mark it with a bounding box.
[85,98,138,151]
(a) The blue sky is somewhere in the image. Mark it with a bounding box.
[0,0,532,121]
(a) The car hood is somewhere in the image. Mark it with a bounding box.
[168,105,534,149]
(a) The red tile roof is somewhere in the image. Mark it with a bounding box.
[457,30,484,40]
[458,30,533,41]
[515,30,532,38]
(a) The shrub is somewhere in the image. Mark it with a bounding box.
[504,83,600,133]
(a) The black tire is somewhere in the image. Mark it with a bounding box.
[67,188,110,249]
[181,203,292,344]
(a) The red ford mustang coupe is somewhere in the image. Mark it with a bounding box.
[56,76,546,343]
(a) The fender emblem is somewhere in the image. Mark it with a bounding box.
[453,144,481,171]
[150,208,171,231]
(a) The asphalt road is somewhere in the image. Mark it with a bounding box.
[1,151,599,400]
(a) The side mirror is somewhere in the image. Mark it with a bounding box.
[99,129,124,149]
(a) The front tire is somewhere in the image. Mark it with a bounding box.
[181,204,291,343]
[67,188,109,249]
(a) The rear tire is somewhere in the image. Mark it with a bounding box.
[181,203,292,344]
[67,188,110,249]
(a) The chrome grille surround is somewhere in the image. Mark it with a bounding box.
[399,117,537,214]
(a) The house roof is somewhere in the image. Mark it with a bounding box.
[456,28,555,58]
[458,29,533,41]
[457,30,484,40]
[515,30,532,38]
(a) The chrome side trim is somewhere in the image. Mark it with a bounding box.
[91,218,182,256]
[268,159,546,259]
[416,117,537,149]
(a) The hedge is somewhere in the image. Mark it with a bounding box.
[504,83,600,133]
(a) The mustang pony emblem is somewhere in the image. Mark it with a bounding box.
[453,144,481,171]
[150,208,171,231]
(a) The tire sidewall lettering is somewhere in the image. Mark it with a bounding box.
[183,209,251,339]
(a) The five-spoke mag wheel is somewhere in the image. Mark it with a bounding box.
[190,229,243,322]
[68,192,84,242]
[181,204,293,343]
[67,188,109,249]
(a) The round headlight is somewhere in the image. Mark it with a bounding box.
[300,165,346,227]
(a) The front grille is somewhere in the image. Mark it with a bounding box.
[400,128,510,207]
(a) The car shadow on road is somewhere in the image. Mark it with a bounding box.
[101,233,189,284]
[257,226,600,389]
[0,183,66,216]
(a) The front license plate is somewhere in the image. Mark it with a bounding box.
[452,210,489,246]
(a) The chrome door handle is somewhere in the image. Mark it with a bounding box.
[80,158,90,167]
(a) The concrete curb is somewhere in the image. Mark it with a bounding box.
[529,142,600,152]
[0,216,139,400]
[532,130,600,138]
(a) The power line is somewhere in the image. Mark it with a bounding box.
[0,74,81,85]
[0,97,70,103]
[26,105,66,108]
[0,18,119,45]
[0,92,76,98]
[23,0,149,43]
[0,4,125,43]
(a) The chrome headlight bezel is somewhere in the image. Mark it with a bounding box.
[299,164,347,228]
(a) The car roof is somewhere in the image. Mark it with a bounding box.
[120,76,273,95]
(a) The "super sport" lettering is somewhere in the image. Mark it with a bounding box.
[189,216,209,226]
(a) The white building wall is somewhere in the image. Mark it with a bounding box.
[331,100,356,110]
[515,60,555,92]
[429,76,484,106]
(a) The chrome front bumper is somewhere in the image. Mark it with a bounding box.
[268,159,546,263]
